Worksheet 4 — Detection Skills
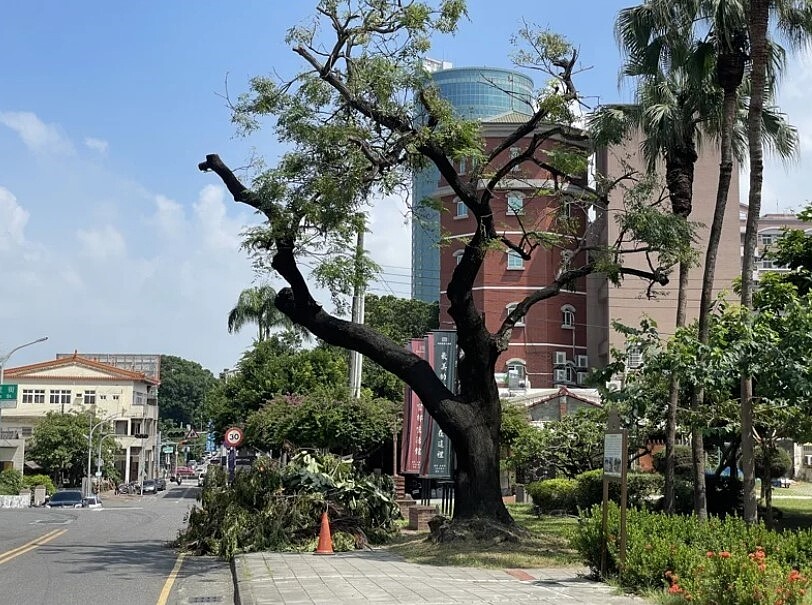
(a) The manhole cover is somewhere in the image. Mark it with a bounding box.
[188,597,223,603]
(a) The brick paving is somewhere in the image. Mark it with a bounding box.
[233,550,651,604]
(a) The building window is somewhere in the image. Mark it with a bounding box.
[49,390,71,405]
[627,346,643,369]
[459,157,467,174]
[506,303,525,327]
[84,390,96,405]
[22,389,45,404]
[506,193,524,216]
[509,146,521,172]
[507,250,524,270]
[99,394,107,400]
[561,304,575,329]
[134,392,145,406]
[455,198,468,218]
[759,233,778,247]
[112,394,120,401]
[453,250,465,266]
[506,360,526,380]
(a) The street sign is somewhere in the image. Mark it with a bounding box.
[0,384,18,400]
[162,446,174,454]
[186,429,199,440]
[224,426,244,448]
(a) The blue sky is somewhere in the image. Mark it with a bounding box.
[1,1,809,373]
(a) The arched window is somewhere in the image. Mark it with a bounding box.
[454,197,468,218]
[506,302,525,327]
[506,192,524,216]
[507,250,524,270]
[561,304,575,329]
[506,359,526,379]
[452,249,465,266]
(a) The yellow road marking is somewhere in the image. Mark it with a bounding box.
[0,528,67,565]
[156,552,186,605]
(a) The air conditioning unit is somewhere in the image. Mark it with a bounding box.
[554,351,567,365]
[576,355,588,368]
[607,380,622,391]
[554,369,567,384]
[577,371,589,385]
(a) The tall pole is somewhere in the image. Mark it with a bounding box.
[0,337,48,437]
[86,417,111,497]
[348,226,365,398]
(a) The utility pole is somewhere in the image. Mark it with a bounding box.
[348,226,365,398]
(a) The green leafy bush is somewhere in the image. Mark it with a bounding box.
[572,503,812,603]
[22,474,56,495]
[652,445,693,477]
[176,452,400,559]
[573,469,662,510]
[527,478,577,514]
[0,469,23,495]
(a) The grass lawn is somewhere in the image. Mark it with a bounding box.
[770,480,812,531]
[384,503,581,569]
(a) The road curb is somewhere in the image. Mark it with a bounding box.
[231,554,252,605]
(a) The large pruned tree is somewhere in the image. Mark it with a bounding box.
[199,0,689,532]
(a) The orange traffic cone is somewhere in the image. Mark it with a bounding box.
[314,511,334,555]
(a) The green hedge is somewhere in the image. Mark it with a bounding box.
[572,503,812,603]
[573,469,663,510]
[23,474,56,495]
[0,469,23,495]
[527,478,578,514]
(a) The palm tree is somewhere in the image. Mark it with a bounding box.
[227,285,291,341]
[739,0,812,523]
[605,0,799,517]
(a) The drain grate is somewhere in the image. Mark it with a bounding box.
[188,597,223,604]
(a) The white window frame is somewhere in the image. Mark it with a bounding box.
[506,192,524,216]
[554,351,567,366]
[576,355,588,368]
[509,146,521,172]
[553,368,567,384]
[454,198,468,218]
[627,346,643,369]
[561,304,575,329]
[577,371,589,385]
[49,389,71,405]
[459,157,467,175]
[23,389,45,404]
[83,390,96,405]
[506,250,524,270]
[506,359,526,380]
[506,303,525,327]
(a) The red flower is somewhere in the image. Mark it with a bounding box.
[719,551,731,559]
[707,551,715,558]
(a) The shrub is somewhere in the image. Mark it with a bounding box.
[22,474,56,495]
[573,469,662,510]
[0,469,23,495]
[527,478,577,514]
[652,445,693,477]
[572,503,812,603]
[754,446,792,482]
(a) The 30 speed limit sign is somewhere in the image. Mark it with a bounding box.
[224,426,244,448]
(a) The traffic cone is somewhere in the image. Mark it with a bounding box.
[314,511,334,555]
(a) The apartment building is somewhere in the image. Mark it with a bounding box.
[1,353,160,483]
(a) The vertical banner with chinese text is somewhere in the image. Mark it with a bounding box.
[419,330,456,478]
[400,338,426,474]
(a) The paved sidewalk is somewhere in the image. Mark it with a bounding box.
[233,550,650,604]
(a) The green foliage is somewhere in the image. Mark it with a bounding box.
[754,446,792,481]
[652,445,694,477]
[27,412,116,487]
[526,478,577,514]
[573,469,663,510]
[0,469,23,495]
[159,355,218,428]
[573,504,812,603]
[245,392,398,456]
[22,474,56,495]
[177,452,399,559]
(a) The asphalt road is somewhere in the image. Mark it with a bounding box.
[0,484,234,605]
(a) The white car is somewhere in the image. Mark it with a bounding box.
[82,495,103,509]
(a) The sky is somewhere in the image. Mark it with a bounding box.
[1,1,810,374]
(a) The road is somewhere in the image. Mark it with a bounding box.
[0,484,234,605]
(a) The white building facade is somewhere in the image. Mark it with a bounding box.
[2,353,159,483]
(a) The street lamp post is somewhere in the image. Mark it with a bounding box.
[86,416,112,497]
[0,337,48,437]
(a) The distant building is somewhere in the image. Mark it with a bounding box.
[2,353,160,483]
[739,203,808,282]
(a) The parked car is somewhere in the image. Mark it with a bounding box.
[117,481,140,494]
[772,477,792,488]
[82,495,103,509]
[141,479,157,494]
[155,477,167,491]
[46,490,84,509]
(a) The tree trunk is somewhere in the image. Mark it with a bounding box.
[450,408,514,524]
[691,425,707,520]
[664,261,689,514]
[740,0,770,525]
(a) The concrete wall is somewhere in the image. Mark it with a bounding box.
[0,495,29,509]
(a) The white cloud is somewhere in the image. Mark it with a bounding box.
[194,184,243,250]
[0,111,74,154]
[366,192,412,297]
[152,194,187,239]
[0,186,29,249]
[84,137,109,154]
[76,224,127,259]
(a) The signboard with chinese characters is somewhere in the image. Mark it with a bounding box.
[419,331,456,479]
[0,384,18,409]
[400,338,427,474]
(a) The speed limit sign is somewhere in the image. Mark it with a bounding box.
[224,426,244,448]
